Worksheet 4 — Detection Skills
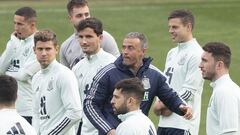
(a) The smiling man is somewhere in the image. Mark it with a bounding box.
[0,7,40,124]
[153,9,204,135]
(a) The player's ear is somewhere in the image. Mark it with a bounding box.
[142,48,147,53]
[68,14,74,23]
[29,19,36,29]
[186,23,192,32]
[99,34,103,40]
[128,97,135,105]
[55,45,59,54]
[216,60,224,70]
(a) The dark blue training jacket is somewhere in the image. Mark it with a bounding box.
[84,56,185,135]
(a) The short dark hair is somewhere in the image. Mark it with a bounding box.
[67,0,88,15]
[203,42,231,68]
[114,78,144,103]
[15,6,37,21]
[76,17,103,36]
[124,32,148,49]
[34,29,58,47]
[0,75,18,106]
[168,9,195,30]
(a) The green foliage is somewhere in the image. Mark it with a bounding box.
[1,0,240,134]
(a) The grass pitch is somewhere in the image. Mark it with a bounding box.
[1,0,240,134]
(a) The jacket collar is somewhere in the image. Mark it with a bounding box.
[114,55,153,76]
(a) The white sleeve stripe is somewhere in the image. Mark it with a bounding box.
[94,64,115,82]
[86,83,110,132]
[48,117,71,135]
[86,99,110,132]
[85,64,116,133]
[180,90,192,100]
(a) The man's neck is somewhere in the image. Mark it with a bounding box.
[179,34,193,43]
[128,106,140,112]
[130,61,143,75]
[86,49,101,60]
[20,30,36,40]
[0,104,15,110]
[212,69,229,82]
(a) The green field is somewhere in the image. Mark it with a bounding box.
[0,0,240,134]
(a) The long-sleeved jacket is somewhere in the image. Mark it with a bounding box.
[0,34,40,116]
[32,60,82,135]
[84,55,185,135]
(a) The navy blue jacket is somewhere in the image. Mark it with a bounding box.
[84,56,185,135]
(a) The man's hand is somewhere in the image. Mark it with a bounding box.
[179,104,192,120]
[107,129,116,135]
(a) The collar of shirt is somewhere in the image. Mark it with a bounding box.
[0,108,16,113]
[74,32,78,38]
[40,59,57,74]
[210,74,230,89]
[23,33,35,42]
[10,33,35,44]
[85,48,104,62]
[118,109,142,121]
[177,38,197,50]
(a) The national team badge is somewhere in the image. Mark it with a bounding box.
[23,48,30,57]
[178,54,187,65]
[142,77,150,89]
[47,78,54,91]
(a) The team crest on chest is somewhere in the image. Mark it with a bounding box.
[178,54,187,65]
[142,77,150,89]
[142,76,150,101]
[23,48,30,57]
[47,78,54,91]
